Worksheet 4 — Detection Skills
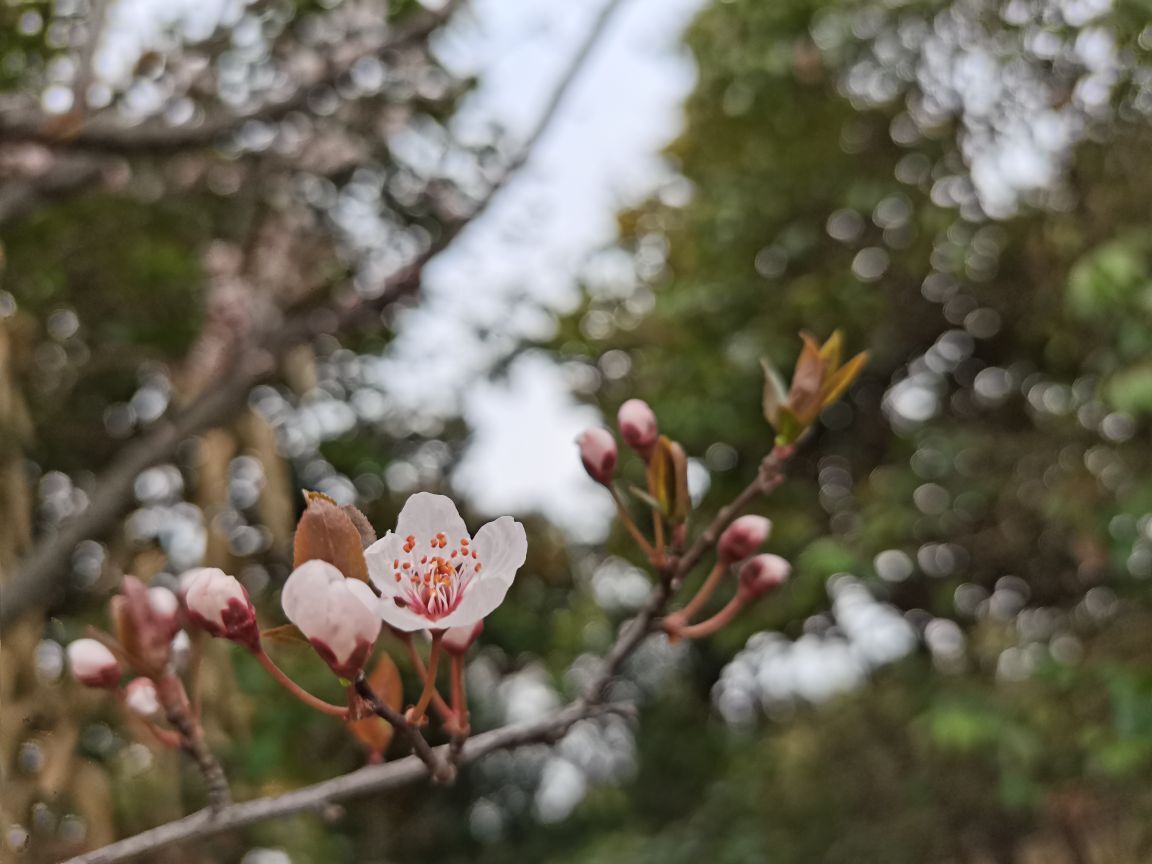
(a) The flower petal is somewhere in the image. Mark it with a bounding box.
[471,516,527,589]
[377,596,437,632]
[395,492,470,550]
[433,578,512,628]
[364,531,408,597]
[433,516,527,627]
[344,579,379,611]
[282,559,342,630]
[323,583,381,662]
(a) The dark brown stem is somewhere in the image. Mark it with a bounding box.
[154,673,231,810]
[59,700,635,864]
[354,673,452,783]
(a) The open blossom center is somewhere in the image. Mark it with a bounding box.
[390,533,483,621]
[366,492,527,632]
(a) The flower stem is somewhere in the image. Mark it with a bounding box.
[115,689,182,749]
[675,561,728,623]
[399,633,453,722]
[668,593,748,640]
[254,647,348,718]
[609,486,656,558]
[408,632,443,725]
[450,655,469,737]
[154,672,231,810]
[652,509,666,567]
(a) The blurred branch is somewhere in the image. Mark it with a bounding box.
[0,0,629,632]
[0,2,463,154]
[0,157,105,226]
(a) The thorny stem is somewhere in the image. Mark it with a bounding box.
[609,485,656,559]
[408,632,443,725]
[253,648,348,718]
[399,633,453,722]
[153,672,231,810]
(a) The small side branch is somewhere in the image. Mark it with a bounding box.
[354,674,452,783]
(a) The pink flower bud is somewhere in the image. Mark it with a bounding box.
[738,554,791,598]
[717,515,773,563]
[617,399,659,453]
[148,587,180,636]
[68,639,121,688]
[282,560,382,679]
[577,428,617,485]
[442,621,483,656]
[124,678,161,719]
[111,577,179,674]
[182,568,260,650]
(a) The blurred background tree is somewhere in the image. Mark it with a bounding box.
[2,0,1151,861]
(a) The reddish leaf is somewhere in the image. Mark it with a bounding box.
[341,504,377,548]
[293,491,370,582]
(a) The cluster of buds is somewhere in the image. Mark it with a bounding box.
[66,576,181,690]
[578,398,689,565]
[577,332,867,642]
[65,576,229,802]
[662,516,792,641]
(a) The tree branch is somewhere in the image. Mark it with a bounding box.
[58,700,633,864]
[0,0,628,632]
[0,2,463,155]
[584,447,793,702]
[355,673,453,783]
[59,439,791,864]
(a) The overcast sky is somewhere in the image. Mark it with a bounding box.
[94,0,706,540]
[393,0,706,540]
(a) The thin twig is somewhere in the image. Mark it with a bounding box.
[354,673,453,783]
[583,447,793,703]
[154,673,231,810]
[0,2,464,154]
